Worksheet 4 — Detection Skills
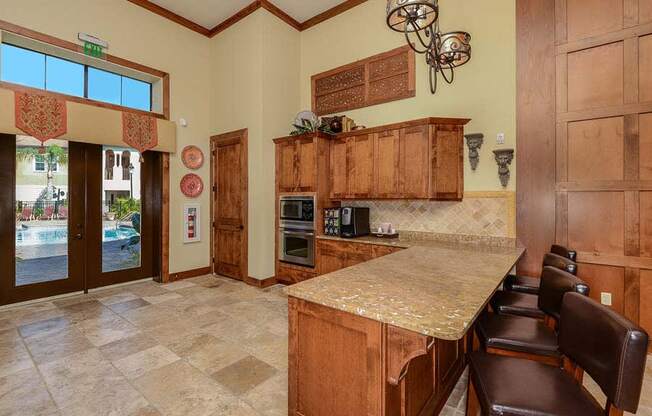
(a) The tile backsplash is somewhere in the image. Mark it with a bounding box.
[347,192,515,238]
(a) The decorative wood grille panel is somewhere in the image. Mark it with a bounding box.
[311,45,415,116]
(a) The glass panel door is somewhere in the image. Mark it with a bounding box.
[0,136,86,305]
[15,136,70,286]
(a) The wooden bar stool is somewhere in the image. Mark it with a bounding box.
[476,266,589,367]
[504,245,577,295]
[491,253,581,320]
[467,292,649,416]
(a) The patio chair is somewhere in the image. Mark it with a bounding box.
[19,207,33,221]
[58,206,68,219]
[43,206,54,220]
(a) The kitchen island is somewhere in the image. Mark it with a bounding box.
[286,240,524,416]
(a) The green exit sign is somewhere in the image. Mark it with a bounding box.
[83,41,104,58]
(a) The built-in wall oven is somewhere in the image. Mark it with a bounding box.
[279,196,315,267]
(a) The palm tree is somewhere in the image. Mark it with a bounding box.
[16,144,68,203]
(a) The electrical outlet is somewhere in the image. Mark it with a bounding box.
[600,292,612,306]
[496,133,505,145]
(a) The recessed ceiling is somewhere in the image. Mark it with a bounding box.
[149,0,349,30]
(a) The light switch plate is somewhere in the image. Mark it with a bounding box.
[496,133,505,145]
[600,292,612,306]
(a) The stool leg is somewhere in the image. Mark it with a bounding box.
[466,374,481,415]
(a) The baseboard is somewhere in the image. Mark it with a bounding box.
[170,266,212,282]
[244,275,278,288]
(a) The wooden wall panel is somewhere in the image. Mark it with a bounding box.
[640,35,652,103]
[577,263,625,313]
[641,0,652,23]
[516,0,557,277]
[567,43,624,111]
[520,0,652,351]
[641,192,652,257]
[566,0,623,41]
[568,192,625,255]
[567,117,624,181]
[641,113,652,179]
[641,269,652,334]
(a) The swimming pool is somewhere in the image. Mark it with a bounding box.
[16,225,139,246]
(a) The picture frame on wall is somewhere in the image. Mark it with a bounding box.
[183,203,200,243]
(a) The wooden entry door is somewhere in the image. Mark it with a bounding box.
[211,129,248,280]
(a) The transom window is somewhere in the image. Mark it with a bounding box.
[0,43,152,112]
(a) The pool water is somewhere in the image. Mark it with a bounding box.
[16,225,139,246]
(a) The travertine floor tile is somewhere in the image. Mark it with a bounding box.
[160,280,196,291]
[99,333,160,362]
[25,326,93,365]
[243,374,287,416]
[134,360,234,416]
[0,367,57,416]
[96,292,140,306]
[0,339,33,378]
[166,332,248,375]
[113,345,180,379]
[75,313,140,346]
[108,298,151,314]
[212,356,278,396]
[18,316,71,339]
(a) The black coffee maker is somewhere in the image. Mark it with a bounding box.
[340,207,370,238]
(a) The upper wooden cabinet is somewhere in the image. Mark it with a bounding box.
[275,135,319,193]
[274,117,469,200]
[328,118,468,200]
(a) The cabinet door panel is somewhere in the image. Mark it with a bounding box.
[296,138,316,192]
[374,129,401,198]
[330,138,348,199]
[349,134,374,198]
[277,141,297,192]
[431,126,463,200]
[401,126,430,198]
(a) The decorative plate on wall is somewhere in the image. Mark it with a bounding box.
[181,145,204,170]
[180,173,204,198]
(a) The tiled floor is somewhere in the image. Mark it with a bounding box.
[0,275,649,416]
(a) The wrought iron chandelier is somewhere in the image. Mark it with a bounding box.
[386,0,471,94]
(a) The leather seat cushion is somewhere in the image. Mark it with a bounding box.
[504,274,540,295]
[477,313,559,357]
[490,291,546,319]
[469,351,603,416]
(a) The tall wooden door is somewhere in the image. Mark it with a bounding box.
[518,0,652,350]
[211,129,248,280]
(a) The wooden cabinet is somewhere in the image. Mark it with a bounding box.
[277,264,318,285]
[329,134,374,199]
[317,239,403,275]
[275,136,317,193]
[431,125,464,200]
[374,129,402,197]
[328,118,467,201]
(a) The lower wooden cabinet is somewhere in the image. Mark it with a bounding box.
[317,239,403,275]
[276,264,317,285]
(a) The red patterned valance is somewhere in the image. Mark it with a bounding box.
[14,92,67,144]
[122,112,158,160]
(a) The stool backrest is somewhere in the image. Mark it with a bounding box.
[542,252,577,275]
[537,266,589,320]
[559,292,648,413]
[550,244,577,261]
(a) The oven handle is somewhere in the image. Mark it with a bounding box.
[281,230,315,237]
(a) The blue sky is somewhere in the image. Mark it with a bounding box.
[0,43,151,111]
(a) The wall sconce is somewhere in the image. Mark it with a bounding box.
[493,149,514,188]
[464,133,484,171]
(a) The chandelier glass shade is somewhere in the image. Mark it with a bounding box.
[386,0,471,94]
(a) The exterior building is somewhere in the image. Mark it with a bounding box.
[102,146,142,212]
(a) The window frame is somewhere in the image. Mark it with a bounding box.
[32,154,58,173]
[0,22,169,120]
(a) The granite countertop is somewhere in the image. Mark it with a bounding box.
[286,238,525,340]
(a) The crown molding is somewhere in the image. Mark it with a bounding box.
[127,0,368,38]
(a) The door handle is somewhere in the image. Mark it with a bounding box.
[73,233,83,240]
[239,225,244,230]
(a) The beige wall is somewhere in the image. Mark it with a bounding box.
[300,0,516,191]
[210,10,300,279]
[0,0,213,274]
